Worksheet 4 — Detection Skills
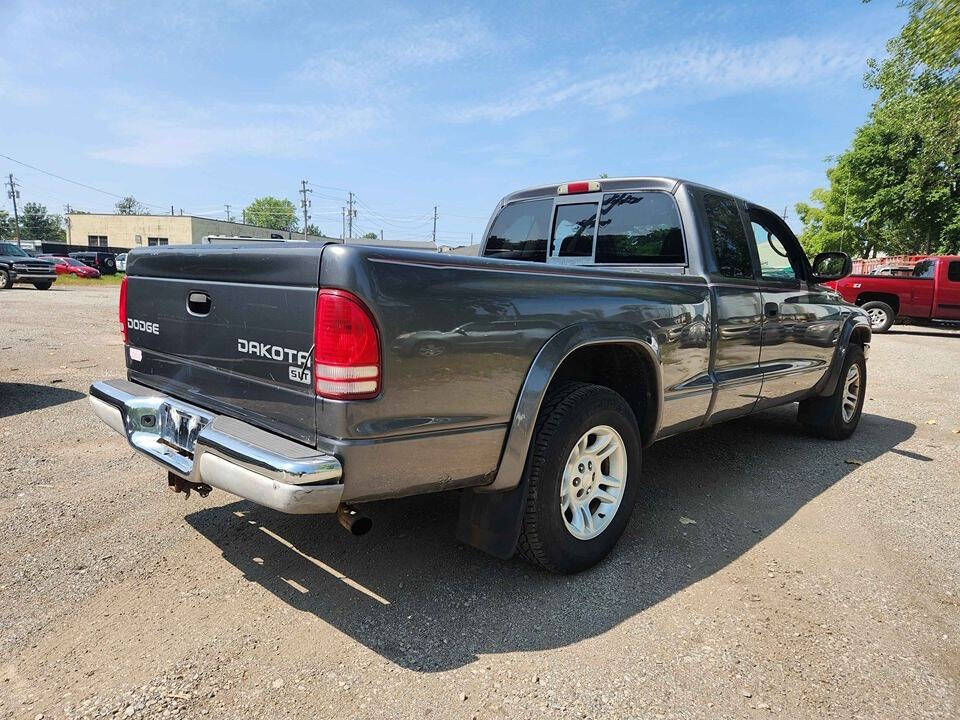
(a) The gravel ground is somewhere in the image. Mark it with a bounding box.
[1,284,958,720]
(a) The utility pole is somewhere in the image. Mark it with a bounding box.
[6,174,21,247]
[432,205,437,245]
[347,192,355,239]
[171,205,175,216]
[225,204,232,222]
[782,206,788,221]
[299,180,312,241]
[380,229,383,242]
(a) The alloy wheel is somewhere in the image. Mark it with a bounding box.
[559,425,627,540]
[841,364,862,423]
[867,307,888,329]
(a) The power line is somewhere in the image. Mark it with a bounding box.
[1,153,168,210]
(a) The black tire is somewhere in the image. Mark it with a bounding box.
[517,382,642,574]
[798,344,866,440]
[33,281,52,290]
[860,300,895,333]
[0,269,9,290]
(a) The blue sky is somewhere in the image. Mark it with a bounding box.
[1,0,907,245]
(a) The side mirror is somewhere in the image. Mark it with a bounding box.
[810,252,852,282]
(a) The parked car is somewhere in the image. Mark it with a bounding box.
[116,253,127,273]
[69,251,117,275]
[89,177,870,573]
[0,242,57,290]
[39,255,102,278]
[827,255,960,332]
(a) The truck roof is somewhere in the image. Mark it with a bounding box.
[497,176,748,207]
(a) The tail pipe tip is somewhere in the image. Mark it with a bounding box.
[336,503,372,536]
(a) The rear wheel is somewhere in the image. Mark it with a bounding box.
[33,281,52,290]
[415,341,446,357]
[0,269,9,290]
[517,382,641,574]
[798,344,866,440]
[861,301,895,333]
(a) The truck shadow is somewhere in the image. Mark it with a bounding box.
[185,406,914,673]
[0,381,86,419]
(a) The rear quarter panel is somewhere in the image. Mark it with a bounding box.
[317,244,713,445]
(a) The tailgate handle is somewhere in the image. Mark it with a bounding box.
[187,291,212,316]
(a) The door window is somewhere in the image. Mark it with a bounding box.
[749,221,799,282]
[704,194,753,279]
[553,203,598,258]
[948,261,960,283]
[595,192,685,264]
[913,259,936,278]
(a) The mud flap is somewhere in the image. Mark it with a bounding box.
[455,479,529,559]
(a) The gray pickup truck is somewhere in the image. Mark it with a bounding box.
[90,177,870,573]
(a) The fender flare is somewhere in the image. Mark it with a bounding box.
[814,312,871,397]
[456,323,662,559]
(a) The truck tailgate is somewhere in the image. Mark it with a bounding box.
[124,245,324,446]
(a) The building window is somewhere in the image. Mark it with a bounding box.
[88,235,108,247]
[147,237,169,246]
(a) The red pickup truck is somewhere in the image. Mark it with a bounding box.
[827,256,960,332]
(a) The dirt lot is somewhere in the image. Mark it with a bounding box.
[1,284,958,719]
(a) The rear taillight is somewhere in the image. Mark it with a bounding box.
[119,275,128,343]
[314,289,380,399]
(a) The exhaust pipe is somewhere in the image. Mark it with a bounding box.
[337,503,372,536]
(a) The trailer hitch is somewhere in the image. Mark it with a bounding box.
[167,471,213,499]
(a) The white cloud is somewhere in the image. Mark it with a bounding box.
[88,98,379,168]
[296,14,496,96]
[447,35,877,123]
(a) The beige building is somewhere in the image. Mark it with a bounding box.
[65,213,325,249]
[64,213,439,251]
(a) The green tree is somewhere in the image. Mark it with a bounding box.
[797,0,959,256]
[0,209,16,243]
[305,223,323,237]
[242,196,299,231]
[361,232,378,239]
[19,203,65,246]
[115,196,146,215]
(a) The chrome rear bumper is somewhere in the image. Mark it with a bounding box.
[89,379,343,514]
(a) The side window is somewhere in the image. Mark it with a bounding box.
[554,203,598,257]
[913,259,936,278]
[947,261,960,283]
[595,192,685,264]
[704,194,753,279]
[482,198,552,262]
[749,221,799,282]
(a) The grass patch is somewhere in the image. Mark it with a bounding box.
[54,273,125,286]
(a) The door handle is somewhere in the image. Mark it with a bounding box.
[764,302,779,318]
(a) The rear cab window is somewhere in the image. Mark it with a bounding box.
[482,199,552,262]
[483,189,686,267]
[913,259,936,278]
[596,192,685,264]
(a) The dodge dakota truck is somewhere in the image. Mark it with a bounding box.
[89,177,871,573]
[827,255,960,332]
